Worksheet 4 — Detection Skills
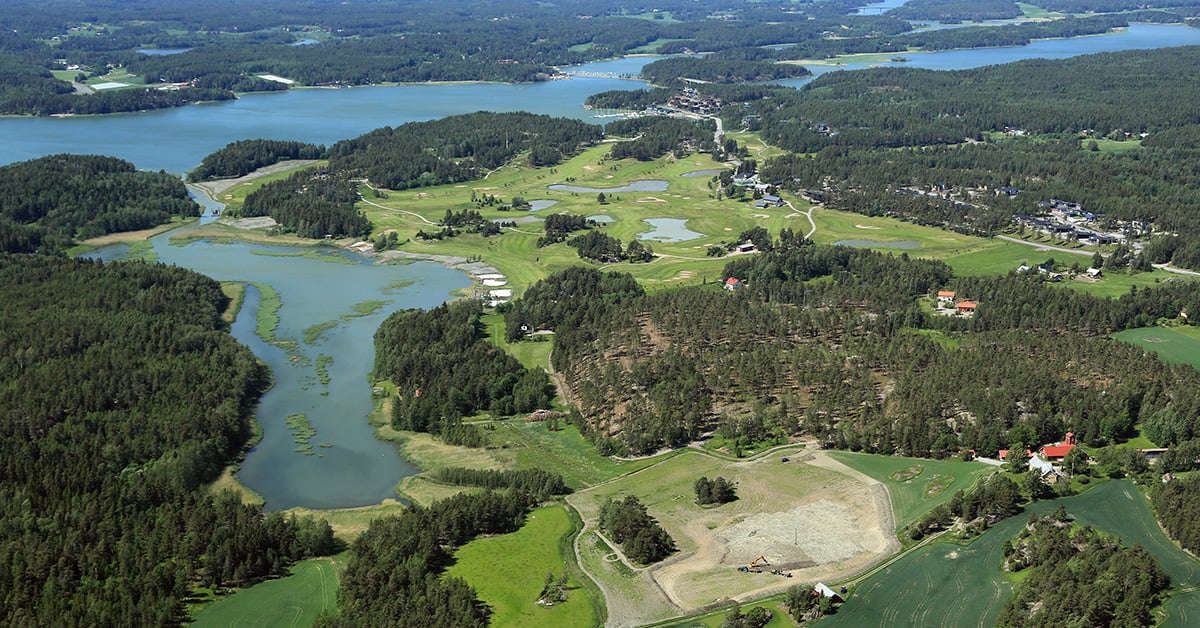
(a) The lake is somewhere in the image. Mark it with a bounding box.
[87,226,471,510]
[13,24,1200,510]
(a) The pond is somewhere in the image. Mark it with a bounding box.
[835,239,922,249]
[549,180,669,193]
[641,218,704,243]
[588,214,615,223]
[527,200,559,211]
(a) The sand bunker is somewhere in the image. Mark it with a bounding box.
[785,213,800,218]
[638,197,668,203]
[855,224,882,230]
[751,213,770,219]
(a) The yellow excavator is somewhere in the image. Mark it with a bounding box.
[737,555,770,573]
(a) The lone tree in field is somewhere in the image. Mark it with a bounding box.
[695,476,737,505]
[597,192,607,204]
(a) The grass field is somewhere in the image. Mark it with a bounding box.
[446,504,598,628]
[192,557,339,627]
[825,451,994,529]
[1113,326,1200,370]
[481,312,552,370]
[817,480,1200,627]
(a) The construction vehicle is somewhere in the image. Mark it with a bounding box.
[737,555,770,573]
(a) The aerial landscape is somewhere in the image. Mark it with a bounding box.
[7,0,1200,626]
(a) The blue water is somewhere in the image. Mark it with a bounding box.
[780,24,1200,88]
[856,0,911,16]
[641,217,704,242]
[527,200,559,211]
[136,48,191,55]
[588,214,615,223]
[86,225,470,509]
[549,180,669,193]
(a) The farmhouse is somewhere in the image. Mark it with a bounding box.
[936,290,956,303]
[1029,456,1063,484]
[724,277,743,291]
[1040,432,1076,461]
[956,300,977,315]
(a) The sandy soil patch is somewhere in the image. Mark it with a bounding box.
[604,174,615,179]
[475,186,498,190]
[650,454,896,611]
[785,213,800,218]
[190,160,320,197]
[674,270,695,280]
[637,197,668,203]
[855,224,882,230]
[724,227,733,231]
[584,165,599,171]
[414,192,428,199]
[751,213,770,219]
[226,216,278,230]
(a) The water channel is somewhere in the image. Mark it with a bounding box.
[11,22,1200,509]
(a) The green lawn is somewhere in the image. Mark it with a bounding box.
[446,504,598,628]
[816,480,1200,627]
[191,557,339,627]
[1113,326,1200,370]
[488,420,669,489]
[481,312,552,370]
[825,451,994,529]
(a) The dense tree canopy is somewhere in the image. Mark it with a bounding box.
[189,139,325,182]
[0,255,333,625]
[0,154,198,253]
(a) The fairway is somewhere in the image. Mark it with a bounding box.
[446,504,598,628]
[825,451,994,529]
[192,557,338,627]
[568,447,897,625]
[819,481,1200,627]
[1113,326,1200,370]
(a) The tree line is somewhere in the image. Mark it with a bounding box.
[0,254,335,625]
[430,467,570,501]
[189,139,325,182]
[326,489,540,627]
[1000,510,1169,627]
[374,299,554,445]
[0,154,199,253]
[598,495,676,565]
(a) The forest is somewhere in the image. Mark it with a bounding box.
[0,154,199,253]
[374,299,554,444]
[639,57,810,86]
[328,489,541,627]
[0,255,335,625]
[1152,476,1200,556]
[189,139,325,182]
[1000,510,1169,627]
[888,0,1022,22]
[239,169,371,239]
[327,112,602,190]
[504,241,1200,456]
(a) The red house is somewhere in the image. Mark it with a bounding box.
[957,300,978,314]
[1040,432,1077,461]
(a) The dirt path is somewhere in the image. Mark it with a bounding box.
[190,159,320,197]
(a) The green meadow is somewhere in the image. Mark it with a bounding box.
[825,451,995,529]
[1113,326,1200,370]
[818,480,1200,627]
[446,504,598,628]
[191,557,339,627]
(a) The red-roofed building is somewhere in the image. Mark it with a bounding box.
[936,290,956,303]
[1040,432,1076,461]
[998,448,1033,462]
[724,277,743,291]
[957,300,978,314]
